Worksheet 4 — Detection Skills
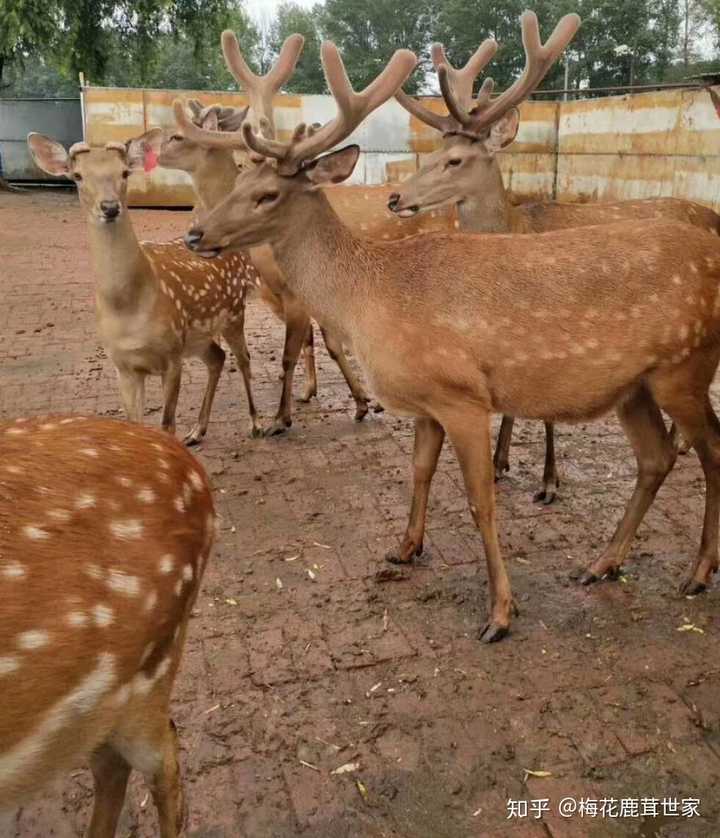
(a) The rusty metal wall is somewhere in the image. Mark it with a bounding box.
[82,84,720,210]
[556,86,720,210]
[82,85,559,206]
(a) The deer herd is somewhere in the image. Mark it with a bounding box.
[4,8,720,835]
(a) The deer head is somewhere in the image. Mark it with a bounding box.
[152,101,249,174]
[178,41,417,255]
[27,132,163,223]
[389,11,580,218]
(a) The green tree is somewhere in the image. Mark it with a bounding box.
[0,0,58,87]
[270,2,324,93]
[319,0,433,94]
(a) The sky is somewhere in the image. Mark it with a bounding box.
[244,0,317,24]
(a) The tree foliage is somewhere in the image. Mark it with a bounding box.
[270,2,325,93]
[2,0,720,98]
[319,0,434,94]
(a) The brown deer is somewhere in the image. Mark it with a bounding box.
[146,31,455,435]
[391,11,720,502]
[27,132,263,442]
[182,41,720,643]
[0,415,215,836]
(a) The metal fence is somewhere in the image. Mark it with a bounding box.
[0,99,82,180]
[15,84,720,212]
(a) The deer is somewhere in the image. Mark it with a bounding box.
[180,38,720,643]
[390,11,720,503]
[0,414,215,836]
[144,32,456,435]
[27,131,264,444]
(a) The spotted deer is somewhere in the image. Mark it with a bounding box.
[0,415,214,836]
[149,30,456,436]
[391,11,720,502]
[27,132,263,443]
[183,40,720,643]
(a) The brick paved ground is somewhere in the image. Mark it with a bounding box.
[2,190,720,837]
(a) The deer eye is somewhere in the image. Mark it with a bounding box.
[74,173,83,182]
[170,134,183,142]
[257,192,279,207]
[121,170,130,179]
[447,158,462,167]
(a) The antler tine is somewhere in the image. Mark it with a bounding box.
[438,64,472,126]
[265,33,306,93]
[221,30,305,138]
[474,77,495,110]
[466,10,580,134]
[395,88,455,133]
[397,39,497,133]
[172,99,251,150]
[431,39,498,110]
[278,43,417,169]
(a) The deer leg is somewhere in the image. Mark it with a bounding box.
[386,417,445,564]
[319,326,372,421]
[297,321,318,403]
[111,713,185,838]
[183,342,225,445]
[267,309,310,436]
[160,359,182,436]
[493,415,514,480]
[148,719,185,838]
[222,322,263,439]
[581,387,676,585]
[87,744,132,838]
[649,358,720,593]
[445,409,514,642]
[534,421,560,505]
[117,370,146,424]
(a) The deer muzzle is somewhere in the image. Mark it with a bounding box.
[387,192,419,217]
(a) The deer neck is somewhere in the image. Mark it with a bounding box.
[270,191,368,336]
[191,150,237,213]
[457,159,517,234]
[86,213,155,312]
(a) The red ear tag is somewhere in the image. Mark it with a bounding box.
[144,146,159,173]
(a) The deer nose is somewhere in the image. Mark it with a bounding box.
[100,200,120,220]
[387,192,400,210]
[184,228,204,250]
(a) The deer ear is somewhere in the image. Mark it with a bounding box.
[27,133,70,177]
[303,145,360,187]
[485,108,519,154]
[126,128,164,172]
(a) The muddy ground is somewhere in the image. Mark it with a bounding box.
[1,190,719,837]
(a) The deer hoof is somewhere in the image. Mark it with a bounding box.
[264,419,291,437]
[680,578,707,596]
[372,402,385,414]
[297,389,317,403]
[384,543,419,564]
[249,425,264,439]
[494,462,510,482]
[354,401,370,422]
[533,486,557,505]
[183,427,206,446]
[579,570,599,586]
[479,621,509,644]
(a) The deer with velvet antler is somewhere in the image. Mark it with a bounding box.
[390,11,720,503]
[145,33,455,435]
[179,35,720,642]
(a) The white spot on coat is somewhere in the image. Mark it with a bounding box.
[17,630,49,650]
[110,519,143,540]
